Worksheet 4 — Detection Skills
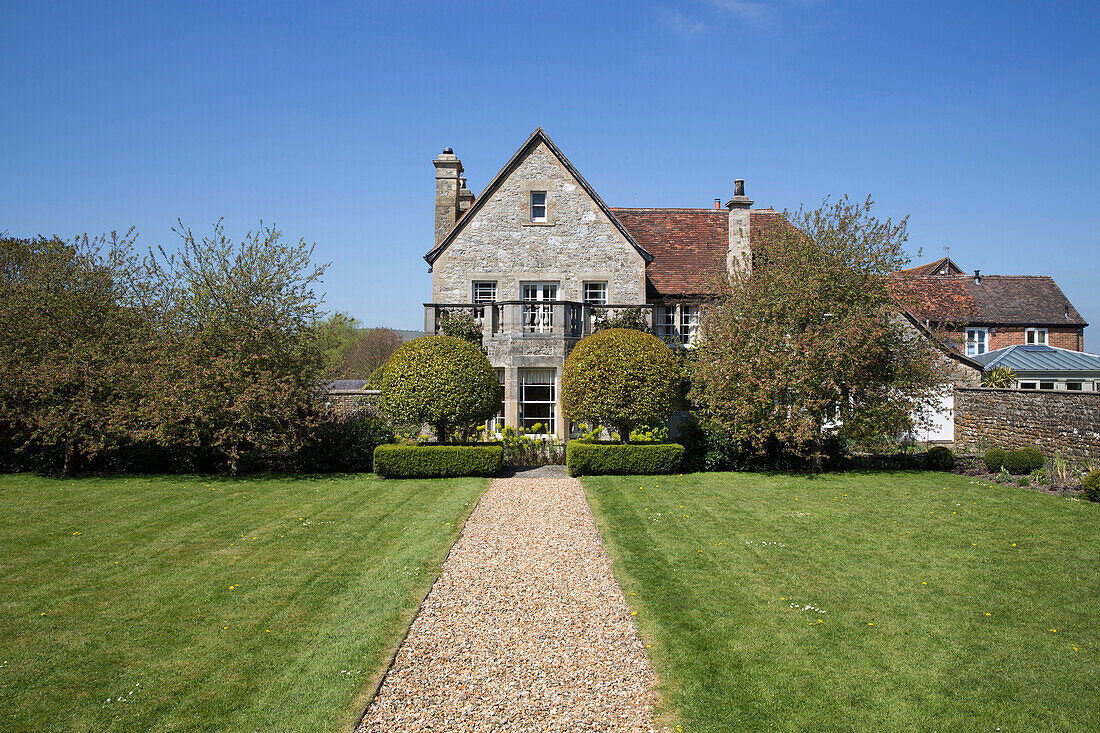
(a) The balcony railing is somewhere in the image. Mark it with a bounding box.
[424,301,655,340]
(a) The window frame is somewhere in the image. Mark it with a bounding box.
[679,304,700,346]
[518,368,556,434]
[966,327,988,356]
[655,305,676,343]
[1039,381,1056,390]
[472,281,497,304]
[1019,381,1037,390]
[1025,328,1048,345]
[529,191,548,223]
[1066,381,1083,391]
[582,281,608,306]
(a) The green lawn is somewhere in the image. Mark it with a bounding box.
[584,471,1100,732]
[0,473,485,733]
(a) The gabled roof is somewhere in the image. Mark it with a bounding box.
[972,344,1100,373]
[610,208,783,298]
[894,257,964,277]
[889,273,1087,327]
[423,128,652,266]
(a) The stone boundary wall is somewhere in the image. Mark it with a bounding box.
[324,389,381,417]
[954,387,1100,463]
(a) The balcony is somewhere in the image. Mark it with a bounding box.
[424,301,655,340]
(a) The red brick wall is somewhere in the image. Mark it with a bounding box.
[947,326,1084,353]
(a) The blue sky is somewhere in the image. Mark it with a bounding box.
[3,1,1098,347]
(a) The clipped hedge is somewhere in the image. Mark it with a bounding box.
[925,446,956,471]
[1004,447,1045,476]
[984,448,1007,473]
[566,441,684,477]
[373,443,502,478]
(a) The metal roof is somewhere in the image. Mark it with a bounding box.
[972,344,1100,373]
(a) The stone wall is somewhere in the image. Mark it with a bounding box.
[431,140,647,305]
[954,387,1100,463]
[324,390,381,418]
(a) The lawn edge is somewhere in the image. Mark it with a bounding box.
[579,475,679,732]
[351,476,492,730]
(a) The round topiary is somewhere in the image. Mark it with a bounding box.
[561,328,682,444]
[1082,470,1100,502]
[364,363,386,390]
[984,448,1007,474]
[1004,447,1045,475]
[378,335,502,443]
[925,446,955,471]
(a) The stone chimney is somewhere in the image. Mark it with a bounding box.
[457,177,475,216]
[433,147,463,246]
[725,178,754,275]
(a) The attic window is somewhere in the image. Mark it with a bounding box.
[530,191,547,222]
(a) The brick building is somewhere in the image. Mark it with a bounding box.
[890,256,1088,355]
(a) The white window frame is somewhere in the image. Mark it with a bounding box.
[1066,381,1083,391]
[1025,328,1048,345]
[582,281,608,306]
[680,305,700,346]
[1039,381,1055,390]
[472,281,497,304]
[530,191,547,223]
[519,368,556,434]
[655,305,676,342]
[487,368,506,434]
[522,282,558,333]
[1019,382,1037,390]
[966,327,988,356]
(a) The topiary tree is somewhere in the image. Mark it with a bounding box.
[925,445,955,471]
[378,335,501,443]
[1082,470,1100,502]
[561,328,681,444]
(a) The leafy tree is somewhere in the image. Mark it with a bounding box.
[146,220,329,474]
[690,196,951,470]
[561,328,681,444]
[335,327,403,378]
[316,312,361,376]
[0,231,153,475]
[378,336,501,443]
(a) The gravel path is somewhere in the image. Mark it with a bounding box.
[358,476,659,732]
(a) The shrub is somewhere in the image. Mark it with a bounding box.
[438,310,483,346]
[372,443,502,478]
[499,425,564,466]
[566,442,684,477]
[379,336,502,443]
[1004,447,1045,475]
[984,448,1007,473]
[1081,470,1100,502]
[561,329,681,444]
[1030,468,1049,485]
[925,446,956,471]
[982,365,1016,388]
[1016,477,1031,487]
[592,306,653,334]
[299,411,393,473]
[364,363,386,390]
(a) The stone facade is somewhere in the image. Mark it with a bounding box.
[431,140,646,305]
[955,387,1100,463]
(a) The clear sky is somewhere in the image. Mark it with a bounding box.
[3,1,1098,347]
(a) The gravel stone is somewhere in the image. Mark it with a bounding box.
[358,477,658,732]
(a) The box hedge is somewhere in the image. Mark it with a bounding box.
[566,441,684,477]
[1004,447,1045,475]
[924,446,956,471]
[373,443,503,478]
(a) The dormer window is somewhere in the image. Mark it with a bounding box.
[530,191,547,222]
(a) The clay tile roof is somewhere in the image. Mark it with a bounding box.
[609,208,783,298]
[888,274,1087,327]
[893,257,964,278]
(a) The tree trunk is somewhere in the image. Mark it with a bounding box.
[61,443,75,478]
[617,423,632,444]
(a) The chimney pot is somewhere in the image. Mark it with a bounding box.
[974,269,981,284]
[734,179,745,197]
[714,198,721,209]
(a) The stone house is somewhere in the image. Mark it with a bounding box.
[423,128,784,440]
[422,128,983,442]
[890,256,1088,355]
